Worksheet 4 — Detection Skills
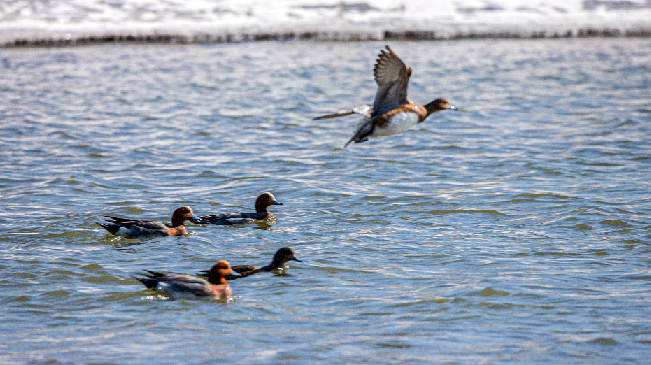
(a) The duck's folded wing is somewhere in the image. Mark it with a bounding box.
[313,104,372,120]
[141,221,169,229]
[231,265,258,274]
[193,213,251,225]
[232,269,262,278]
[371,46,411,118]
[104,217,162,229]
[104,216,138,225]
[124,221,169,236]
[157,275,214,296]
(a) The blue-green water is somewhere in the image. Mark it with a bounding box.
[1,39,650,364]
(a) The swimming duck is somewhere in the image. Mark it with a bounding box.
[199,247,302,280]
[191,192,283,225]
[314,45,455,147]
[234,247,302,277]
[97,206,198,238]
[135,260,233,300]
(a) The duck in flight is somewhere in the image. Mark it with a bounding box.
[314,45,455,147]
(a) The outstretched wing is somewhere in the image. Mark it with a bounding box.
[371,46,411,118]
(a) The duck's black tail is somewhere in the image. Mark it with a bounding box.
[97,222,121,234]
[133,275,159,289]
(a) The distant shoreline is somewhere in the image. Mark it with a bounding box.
[3,26,651,48]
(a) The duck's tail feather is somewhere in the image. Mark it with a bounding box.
[97,222,121,234]
[344,120,375,148]
[133,275,158,289]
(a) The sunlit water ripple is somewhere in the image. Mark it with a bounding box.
[1,39,650,364]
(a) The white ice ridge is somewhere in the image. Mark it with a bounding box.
[1,0,650,46]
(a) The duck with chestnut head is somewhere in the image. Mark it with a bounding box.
[98,206,198,238]
[135,260,234,300]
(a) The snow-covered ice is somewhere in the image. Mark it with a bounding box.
[1,0,650,46]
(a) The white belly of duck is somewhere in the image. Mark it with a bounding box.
[372,112,420,137]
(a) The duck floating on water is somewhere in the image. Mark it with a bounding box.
[191,192,283,225]
[199,247,302,281]
[135,260,234,300]
[98,206,198,238]
[314,45,456,147]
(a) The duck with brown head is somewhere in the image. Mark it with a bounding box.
[135,260,234,300]
[97,206,199,238]
[191,192,283,225]
[313,45,456,147]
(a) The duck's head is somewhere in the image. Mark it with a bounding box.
[425,98,456,115]
[255,192,283,212]
[274,247,302,264]
[171,206,200,226]
[208,260,232,282]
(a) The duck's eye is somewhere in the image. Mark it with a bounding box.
[217,265,230,270]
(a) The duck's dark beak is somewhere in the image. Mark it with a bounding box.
[272,200,283,206]
[190,216,203,224]
[292,256,302,262]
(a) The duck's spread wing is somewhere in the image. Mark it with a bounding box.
[371,46,411,118]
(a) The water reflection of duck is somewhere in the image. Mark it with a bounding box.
[135,260,234,300]
[98,206,198,238]
[314,45,455,147]
[191,192,283,225]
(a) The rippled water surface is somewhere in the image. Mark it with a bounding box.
[1,39,650,364]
